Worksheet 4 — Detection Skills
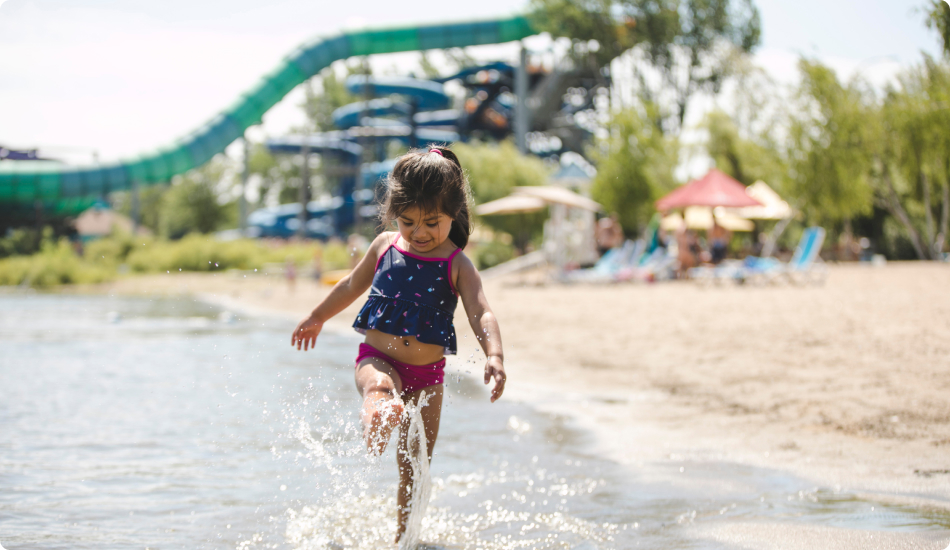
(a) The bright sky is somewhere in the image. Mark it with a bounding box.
[0,0,940,165]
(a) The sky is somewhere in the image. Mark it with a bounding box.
[0,0,941,166]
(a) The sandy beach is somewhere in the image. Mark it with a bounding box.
[99,261,950,545]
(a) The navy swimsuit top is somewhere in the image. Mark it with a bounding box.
[353,236,461,355]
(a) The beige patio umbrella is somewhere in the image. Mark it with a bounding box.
[475,195,547,216]
[726,181,793,220]
[661,207,753,232]
[512,186,603,212]
[724,180,796,257]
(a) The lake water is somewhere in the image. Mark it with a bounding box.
[2,293,949,549]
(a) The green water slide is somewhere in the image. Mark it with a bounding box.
[0,16,534,215]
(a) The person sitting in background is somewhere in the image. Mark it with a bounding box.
[676,226,699,278]
[595,213,624,256]
[709,220,731,265]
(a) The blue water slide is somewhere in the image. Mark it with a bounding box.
[345,76,451,110]
[332,98,413,129]
[413,109,461,127]
[432,61,514,83]
[264,135,363,159]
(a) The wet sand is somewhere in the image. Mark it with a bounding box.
[99,262,950,541]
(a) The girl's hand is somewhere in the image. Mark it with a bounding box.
[484,356,506,403]
[291,316,323,351]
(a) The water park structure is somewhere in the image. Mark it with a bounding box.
[0,17,534,215]
[1,14,610,240]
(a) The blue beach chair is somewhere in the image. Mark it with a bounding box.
[561,239,644,283]
[692,227,828,286]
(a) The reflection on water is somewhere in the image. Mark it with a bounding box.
[1,294,948,550]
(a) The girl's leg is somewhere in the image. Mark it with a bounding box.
[394,383,443,543]
[354,357,404,455]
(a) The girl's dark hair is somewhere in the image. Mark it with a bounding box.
[378,146,473,249]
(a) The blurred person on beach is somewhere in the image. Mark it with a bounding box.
[645,213,668,255]
[595,213,624,256]
[284,256,296,293]
[676,225,700,278]
[709,219,731,264]
[290,146,506,544]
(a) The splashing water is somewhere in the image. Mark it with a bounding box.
[400,390,433,550]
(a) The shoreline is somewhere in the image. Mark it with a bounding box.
[55,265,950,518]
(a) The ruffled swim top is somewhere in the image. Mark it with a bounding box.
[353,236,460,355]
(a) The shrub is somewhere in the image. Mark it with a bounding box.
[0,239,113,287]
[472,239,515,270]
[124,234,352,273]
[0,232,355,287]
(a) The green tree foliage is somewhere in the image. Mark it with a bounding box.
[925,0,950,58]
[529,0,639,66]
[135,185,167,235]
[781,56,950,259]
[452,141,550,251]
[876,56,950,259]
[702,110,786,187]
[455,141,549,203]
[246,143,303,206]
[417,51,441,79]
[112,183,164,234]
[160,161,229,239]
[628,0,761,130]
[590,106,679,234]
[786,59,875,228]
[299,67,359,132]
[532,0,761,132]
[0,228,43,258]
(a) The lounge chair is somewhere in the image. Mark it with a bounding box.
[560,239,644,283]
[692,227,828,286]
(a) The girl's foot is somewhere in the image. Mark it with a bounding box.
[361,397,404,455]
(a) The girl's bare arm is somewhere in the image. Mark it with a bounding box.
[455,253,506,402]
[291,232,389,350]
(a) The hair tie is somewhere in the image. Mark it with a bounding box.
[429,149,443,157]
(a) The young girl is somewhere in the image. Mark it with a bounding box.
[290,146,506,543]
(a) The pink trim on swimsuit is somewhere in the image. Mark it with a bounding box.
[391,237,462,296]
[392,241,454,262]
[355,343,445,395]
[447,247,461,297]
[374,234,399,272]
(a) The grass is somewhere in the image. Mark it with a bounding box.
[0,232,354,288]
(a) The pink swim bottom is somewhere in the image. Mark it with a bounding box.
[355,343,445,395]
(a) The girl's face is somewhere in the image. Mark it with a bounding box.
[395,206,454,254]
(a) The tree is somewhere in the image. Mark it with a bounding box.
[590,105,679,234]
[531,0,761,134]
[702,110,786,187]
[876,56,950,259]
[626,0,761,132]
[785,59,875,230]
[453,140,550,250]
[925,0,950,58]
[160,160,229,239]
[299,67,359,132]
[245,143,302,207]
[529,0,639,66]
